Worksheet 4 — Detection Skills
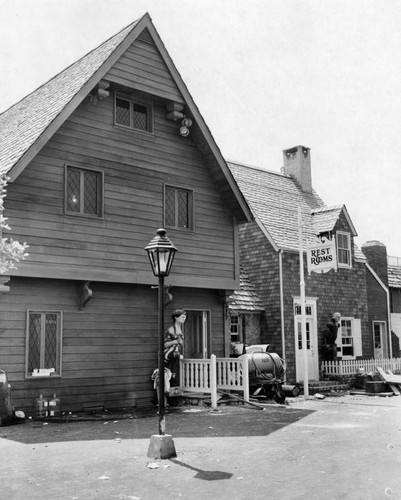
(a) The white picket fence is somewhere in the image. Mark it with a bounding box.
[322,357,401,376]
[180,355,249,408]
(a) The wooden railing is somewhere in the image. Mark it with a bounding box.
[322,358,401,376]
[216,357,249,402]
[180,355,249,408]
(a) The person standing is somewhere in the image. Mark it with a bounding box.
[323,312,341,361]
[164,309,186,386]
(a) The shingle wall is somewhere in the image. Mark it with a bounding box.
[239,213,371,382]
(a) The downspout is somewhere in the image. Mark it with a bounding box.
[365,262,392,358]
[279,249,286,379]
[387,289,393,358]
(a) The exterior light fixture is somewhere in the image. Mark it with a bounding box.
[181,117,192,128]
[179,126,190,137]
[145,228,177,277]
[179,116,193,137]
[145,228,178,459]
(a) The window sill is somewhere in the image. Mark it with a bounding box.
[64,212,104,221]
[114,124,154,136]
[165,225,194,232]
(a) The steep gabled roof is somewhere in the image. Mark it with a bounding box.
[228,160,364,259]
[0,13,252,223]
[0,19,141,178]
[228,161,324,251]
[227,267,265,313]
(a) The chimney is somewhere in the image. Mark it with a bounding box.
[282,145,312,193]
[361,240,388,287]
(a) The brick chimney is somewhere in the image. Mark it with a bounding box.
[282,146,312,193]
[361,240,388,286]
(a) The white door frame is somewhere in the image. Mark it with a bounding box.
[293,297,319,381]
[184,309,211,359]
[373,320,387,359]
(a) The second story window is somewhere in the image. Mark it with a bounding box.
[336,231,352,268]
[164,185,194,230]
[115,94,152,132]
[65,165,104,218]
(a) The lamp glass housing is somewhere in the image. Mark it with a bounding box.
[145,229,177,277]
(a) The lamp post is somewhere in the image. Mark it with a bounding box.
[145,228,177,459]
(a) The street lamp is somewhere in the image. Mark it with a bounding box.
[145,228,177,459]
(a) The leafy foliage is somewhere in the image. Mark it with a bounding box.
[0,176,29,273]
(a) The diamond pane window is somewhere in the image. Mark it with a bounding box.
[65,166,103,218]
[115,94,152,132]
[165,187,176,226]
[26,311,62,377]
[66,168,81,212]
[133,103,148,130]
[115,98,131,126]
[164,185,194,230]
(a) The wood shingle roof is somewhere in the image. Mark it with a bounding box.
[0,13,252,223]
[388,264,401,289]
[228,161,324,251]
[228,160,364,259]
[227,267,265,313]
[0,19,139,178]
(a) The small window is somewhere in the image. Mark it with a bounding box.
[115,97,131,127]
[164,185,194,230]
[336,318,362,359]
[230,315,242,343]
[26,311,62,378]
[336,231,352,268]
[115,94,152,132]
[65,165,103,218]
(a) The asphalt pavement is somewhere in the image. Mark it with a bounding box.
[1,394,401,500]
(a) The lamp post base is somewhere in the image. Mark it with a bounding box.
[147,434,177,459]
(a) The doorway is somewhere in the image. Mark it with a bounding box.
[183,310,211,359]
[373,321,387,358]
[294,299,319,381]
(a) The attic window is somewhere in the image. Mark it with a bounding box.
[115,94,153,132]
[336,231,352,268]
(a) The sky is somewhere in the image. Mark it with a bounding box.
[1,0,401,256]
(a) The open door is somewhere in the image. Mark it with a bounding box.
[183,310,210,359]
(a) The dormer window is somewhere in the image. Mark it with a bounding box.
[114,94,153,132]
[336,231,352,268]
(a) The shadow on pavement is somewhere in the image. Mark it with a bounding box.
[169,457,233,481]
[0,405,314,445]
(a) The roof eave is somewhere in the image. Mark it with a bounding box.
[7,14,152,182]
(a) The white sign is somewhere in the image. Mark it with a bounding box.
[307,238,337,274]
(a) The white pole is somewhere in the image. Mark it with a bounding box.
[210,354,218,410]
[298,207,309,399]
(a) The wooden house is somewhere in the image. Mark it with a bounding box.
[0,13,252,413]
[229,145,386,383]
